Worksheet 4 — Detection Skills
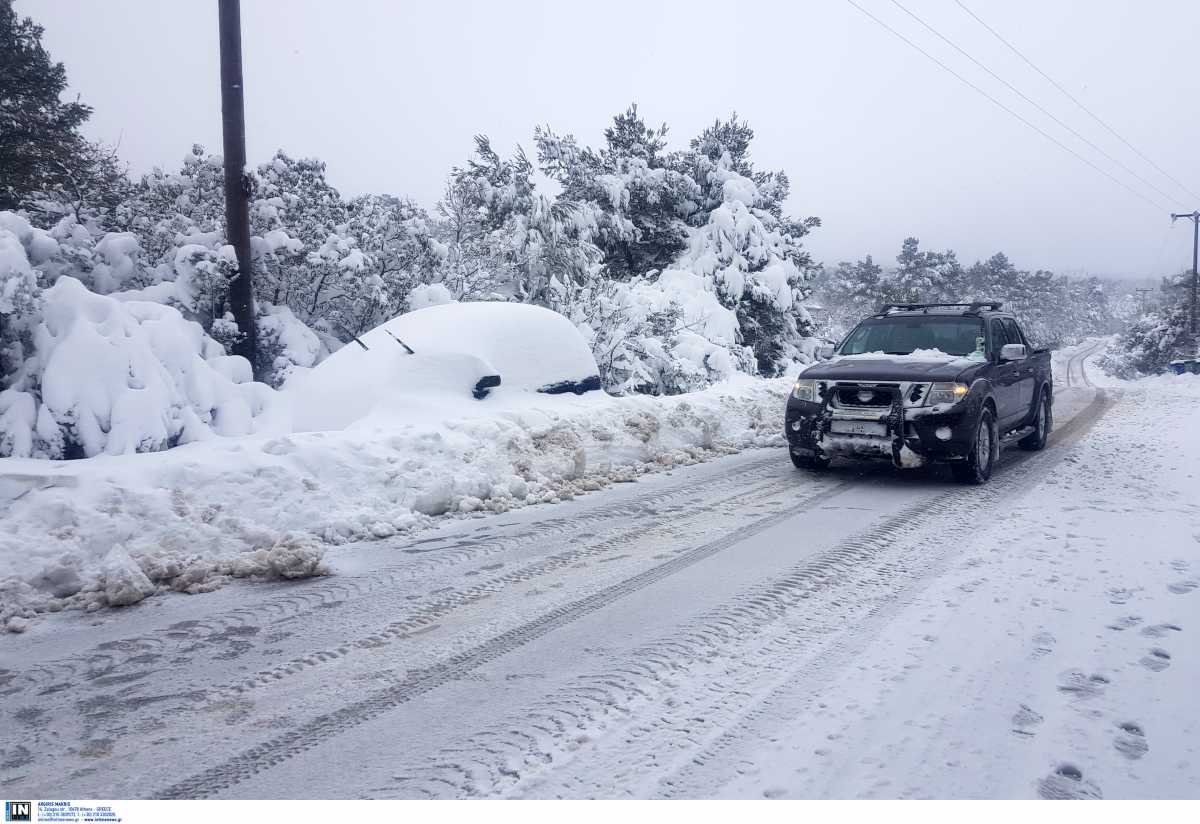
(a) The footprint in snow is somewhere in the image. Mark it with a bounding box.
[1057,670,1110,699]
[1140,623,1182,638]
[1114,722,1149,760]
[1167,580,1198,595]
[1031,631,1056,658]
[1140,648,1171,672]
[1012,704,1043,736]
[1107,587,1137,605]
[1106,615,1142,631]
[1037,763,1103,800]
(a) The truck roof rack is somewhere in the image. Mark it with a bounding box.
[876,301,1003,316]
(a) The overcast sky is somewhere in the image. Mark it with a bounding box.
[21,0,1200,278]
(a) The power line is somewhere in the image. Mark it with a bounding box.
[842,0,1168,213]
[956,0,1200,203]
[890,0,1184,209]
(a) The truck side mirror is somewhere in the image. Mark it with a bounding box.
[999,343,1027,362]
[818,344,835,360]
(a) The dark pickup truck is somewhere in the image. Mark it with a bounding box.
[785,302,1052,484]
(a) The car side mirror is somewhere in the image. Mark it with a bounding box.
[818,344,835,360]
[999,343,1026,362]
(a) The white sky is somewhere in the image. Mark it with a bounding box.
[21,0,1200,278]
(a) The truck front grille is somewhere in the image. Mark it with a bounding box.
[835,385,897,408]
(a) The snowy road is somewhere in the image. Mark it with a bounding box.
[4,343,1198,799]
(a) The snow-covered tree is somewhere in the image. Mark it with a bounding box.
[885,238,940,303]
[438,135,599,307]
[343,193,444,324]
[536,106,696,280]
[817,256,884,329]
[1099,290,1191,378]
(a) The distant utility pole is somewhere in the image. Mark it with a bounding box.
[1170,210,1199,337]
[1135,288,1153,316]
[219,0,258,375]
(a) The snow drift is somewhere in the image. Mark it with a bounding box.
[0,374,791,630]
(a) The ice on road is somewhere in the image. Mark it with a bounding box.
[2,343,1197,799]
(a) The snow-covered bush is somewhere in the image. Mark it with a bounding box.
[0,212,285,458]
[1097,303,1191,378]
[2,276,281,458]
[255,302,329,388]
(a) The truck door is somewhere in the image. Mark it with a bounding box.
[1003,318,1036,412]
[989,318,1021,427]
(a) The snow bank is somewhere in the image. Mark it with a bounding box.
[0,374,789,629]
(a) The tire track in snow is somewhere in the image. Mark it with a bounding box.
[216,470,847,697]
[1064,340,1105,389]
[6,451,798,699]
[155,478,859,799]
[160,390,1114,799]
[371,390,1117,799]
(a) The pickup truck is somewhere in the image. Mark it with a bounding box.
[785,302,1052,484]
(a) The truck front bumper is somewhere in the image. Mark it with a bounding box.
[785,393,978,469]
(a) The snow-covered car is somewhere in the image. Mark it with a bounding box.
[286,302,602,431]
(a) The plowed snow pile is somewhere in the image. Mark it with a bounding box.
[0,373,789,629]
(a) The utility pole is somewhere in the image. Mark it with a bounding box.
[1135,287,1153,316]
[219,0,258,375]
[1170,210,1199,340]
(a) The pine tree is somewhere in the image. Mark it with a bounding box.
[0,0,94,211]
[886,238,939,303]
[536,105,696,280]
[821,256,884,324]
[441,135,598,307]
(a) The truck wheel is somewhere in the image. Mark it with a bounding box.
[791,450,830,471]
[952,407,997,485]
[1019,389,1052,451]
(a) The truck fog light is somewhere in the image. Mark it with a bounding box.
[935,426,952,441]
[791,420,803,431]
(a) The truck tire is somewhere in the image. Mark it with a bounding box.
[791,450,830,471]
[1018,388,1052,451]
[952,407,997,485]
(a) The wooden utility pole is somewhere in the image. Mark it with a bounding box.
[219,0,257,374]
[1170,210,1199,339]
[1134,287,1153,316]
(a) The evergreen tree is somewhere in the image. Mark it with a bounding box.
[536,105,696,280]
[930,249,967,300]
[441,135,598,306]
[0,0,93,211]
[818,256,884,329]
[886,237,939,303]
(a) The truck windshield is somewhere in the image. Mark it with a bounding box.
[839,316,985,357]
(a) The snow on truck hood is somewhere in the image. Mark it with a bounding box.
[801,349,985,381]
[285,302,602,431]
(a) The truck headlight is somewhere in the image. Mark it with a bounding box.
[791,379,818,402]
[925,382,969,406]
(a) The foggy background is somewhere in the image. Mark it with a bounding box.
[24,0,1200,278]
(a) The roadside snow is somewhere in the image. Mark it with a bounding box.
[0,374,789,629]
[716,366,1200,799]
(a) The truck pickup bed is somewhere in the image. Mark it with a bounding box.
[785,302,1052,484]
